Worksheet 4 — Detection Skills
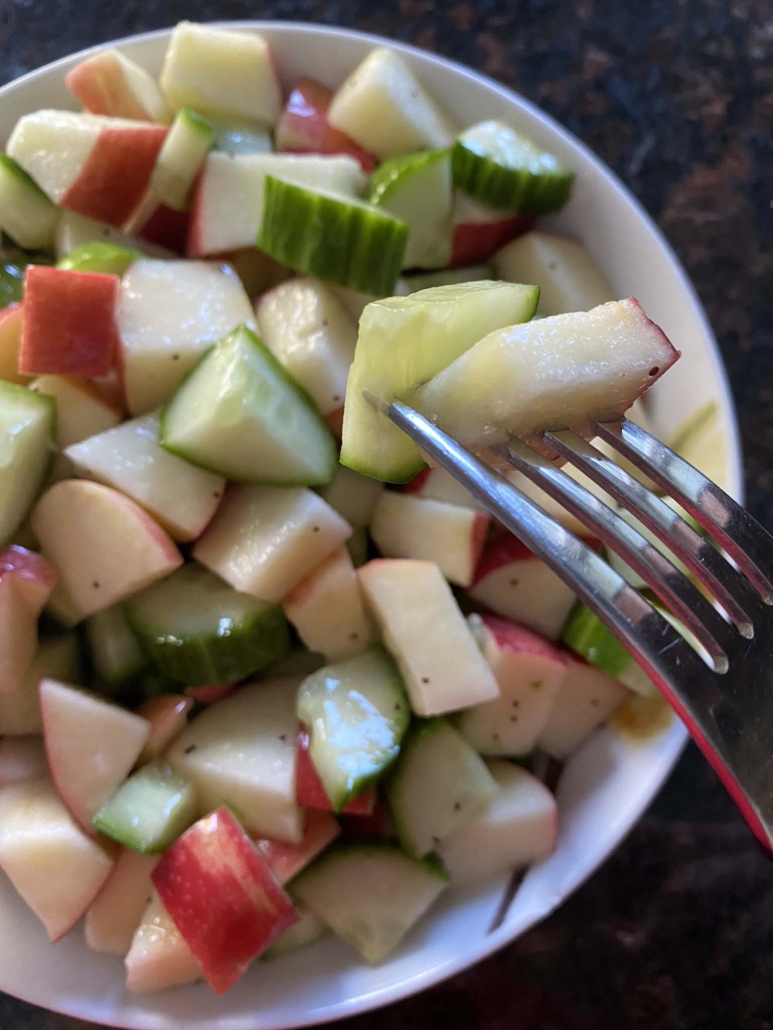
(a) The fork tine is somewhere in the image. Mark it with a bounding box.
[595,419,773,603]
[505,437,733,668]
[386,400,705,677]
[545,428,762,635]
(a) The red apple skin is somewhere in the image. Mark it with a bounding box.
[184,682,237,704]
[151,808,298,995]
[253,809,340,885]
[451,214,535,268]
[473,533,602,586]
[19,267,120,378]
[0,545,57,615]
[296,725,376,816]
[276,78,377,174]
[137,202,191,255]
[136,694,193,763]
[403,468,432,495]
[62,123,167,227]
[339,798,396,842]
[480,613,567,665]
[324,406,344,439]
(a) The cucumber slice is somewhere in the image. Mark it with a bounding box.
[57,241,142,275]
[0,155,58,250]
[87,604,148,686]
[257,176,408,297]
[453,121,574,214]
[151,108,215,211]
[160,325,337,486]
[213,120,272,156]
[92,761,198,853]
[368,150,452,270]
[387,718,499,858]
[125,562,290,687]
[262,903,327,960]
[0,381,55,544]
[561,602,656,698]
[0,249,54,309]
[340,281,539,482]
[296,647,410,812]
[292,843,448,963]
[404,263,492,292]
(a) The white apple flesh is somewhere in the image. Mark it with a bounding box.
[194,485,352,602]
[66,48,170,122]
[438,760,558,885]
[370,491,489,589]
[118,259,255,415]
[457,615,567,756]
[125,891,201,993]
[0,774,114,941]
[358,559,499,716]
[85,849,160,955]
[65,412,225,542]
[283,547,376,661]
[168,678,303,842]
[468,534,580,641]
[537,655,631,759]
[40,678,150,830]
[31,480,183,619]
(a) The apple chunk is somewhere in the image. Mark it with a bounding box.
[29,374,122,448]
[438,760,558,885]
[415,299,680,449]
[451,191,533,267]
[537,655,630,759]
[0,775,114,941]
[194,485,351,602]
[85,849,160,955]
[253,809,340,886]
[7,110,167,226]
[117,258,255,415]
[283,547,376,661]
[136,694,194,764]
[31,480,183,618]
[40,678,150,830]
[168,678,303,842]
[469,534,580,641]
[65,413,225,542]
[370,492,489,589]
[457,615,567,756]
[276,77,377,172]
[125,891,202,993]
[151,807,298,994]
[19,266,120,378]
[0,304,26,385]
[160,22,282,126]
[66,48,170,122]
[358,559,499,716]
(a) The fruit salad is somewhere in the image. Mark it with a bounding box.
[0,21,705,999]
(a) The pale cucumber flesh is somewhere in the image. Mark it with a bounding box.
[340,280,539,482]
[160,324,337,486]
[0,381,55,544]
[296,647,410,811]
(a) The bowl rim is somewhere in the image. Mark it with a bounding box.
[0,19,744,1029]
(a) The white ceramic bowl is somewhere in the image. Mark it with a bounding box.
[0,21,743,1030]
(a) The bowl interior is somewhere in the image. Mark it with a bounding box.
[0,22,742,1030]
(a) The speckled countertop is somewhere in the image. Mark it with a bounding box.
[1,1,771,1027]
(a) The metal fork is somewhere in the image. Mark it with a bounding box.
[384,401,773,850]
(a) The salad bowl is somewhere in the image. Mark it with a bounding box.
[0,20,742,1030]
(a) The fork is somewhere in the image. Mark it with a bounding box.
[383,400,773,851]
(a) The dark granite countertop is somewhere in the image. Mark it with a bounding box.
[1,1,771,1027]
